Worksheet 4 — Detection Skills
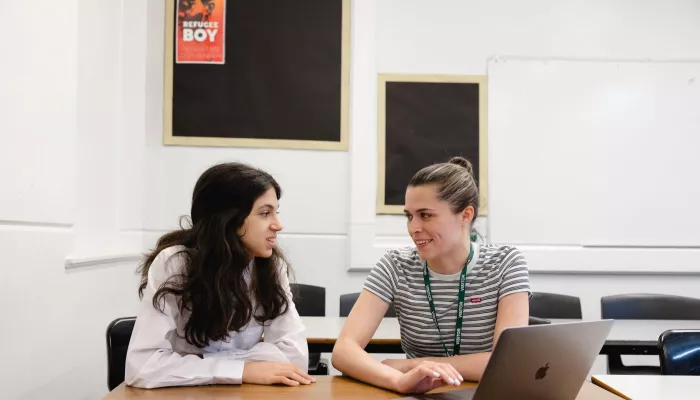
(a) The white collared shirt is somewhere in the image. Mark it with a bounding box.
[124,245,309,388]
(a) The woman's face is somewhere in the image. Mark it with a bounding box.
[404,184,470,262]
[238,187,283,258]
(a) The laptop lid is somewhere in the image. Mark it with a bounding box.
[472,319,614,400]
[397,320,613,400]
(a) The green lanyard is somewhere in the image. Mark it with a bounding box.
[423,245,474,357]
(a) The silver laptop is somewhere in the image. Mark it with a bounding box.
[398,320,614,400]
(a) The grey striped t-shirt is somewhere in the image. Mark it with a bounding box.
[363,243,530,358]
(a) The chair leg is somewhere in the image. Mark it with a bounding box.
[317,362,329,375]
[308,356,330,375]
[607,354,625,374]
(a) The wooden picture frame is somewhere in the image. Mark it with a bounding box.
[376,74,489,215]
[163,0,351,150]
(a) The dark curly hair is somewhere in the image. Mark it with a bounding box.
[137,162,292,348]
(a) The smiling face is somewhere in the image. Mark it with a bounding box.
[404,184,473,262]
[237,187,283,258]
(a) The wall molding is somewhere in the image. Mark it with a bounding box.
[64,232,349,271]
[0,220,72,230]
[347,266,700,275]
[133,229,349,239]
[348,243,700,275]
[64,253,143,270]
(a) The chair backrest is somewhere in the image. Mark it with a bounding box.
[601,294,700,320]
[339,292,397,317]
[528,316,551,325]
[659,329,700,375]
[106,317,136,391]
[529,292,582,319]
[290,283,326,316]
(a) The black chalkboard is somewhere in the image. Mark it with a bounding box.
[163,0,349,150]
[377,75,488,215]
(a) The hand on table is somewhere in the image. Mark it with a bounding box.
[242,361,316,387]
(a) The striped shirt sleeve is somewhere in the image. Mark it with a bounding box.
[363,251,398,304]
[498,247,531,301]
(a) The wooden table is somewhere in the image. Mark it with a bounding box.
[303,317,700,355]
[592,374,700,400]
[105,376,622,399]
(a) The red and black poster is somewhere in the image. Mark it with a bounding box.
[176,0,226,64]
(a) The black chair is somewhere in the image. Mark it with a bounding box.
[601,294,700,320]
[529,292,582,319]
[106,316,136,391]
[601,293,700,375]
[528,316,551,325]
[290,283,326,317]
[290,283,329,375]
[339,292,397,317]
[658,329,700,375]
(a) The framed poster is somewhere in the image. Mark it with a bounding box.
[377,74,489,216]
[163,0,350,150]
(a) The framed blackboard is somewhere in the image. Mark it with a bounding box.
[376,74,488,215]
[163,0,350,150]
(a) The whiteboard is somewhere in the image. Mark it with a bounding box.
[488,58,700,247]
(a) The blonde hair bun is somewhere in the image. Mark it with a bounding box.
[448,156,474,176]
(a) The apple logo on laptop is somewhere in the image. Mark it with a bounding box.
[535,363,550,380]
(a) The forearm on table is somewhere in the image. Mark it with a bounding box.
[332,338,404,391]
[416,352,491,382]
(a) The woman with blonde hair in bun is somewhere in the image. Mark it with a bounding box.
[332,157,530,395]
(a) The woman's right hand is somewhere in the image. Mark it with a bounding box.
[392,360,464,394]
[242,361,316,386]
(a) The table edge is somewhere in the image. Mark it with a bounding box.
[591,376,632,400]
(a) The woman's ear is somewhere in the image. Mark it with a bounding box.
[236,219,248,237]
[461,206,475,224]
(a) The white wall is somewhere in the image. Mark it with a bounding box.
[137,0,700,375]
[370,0,700,244]
[3,0,700,398]
[0,1,142,399]
[0,0,76,226]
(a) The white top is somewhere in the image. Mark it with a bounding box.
[593,375,700,400]
[124,246,309,389]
